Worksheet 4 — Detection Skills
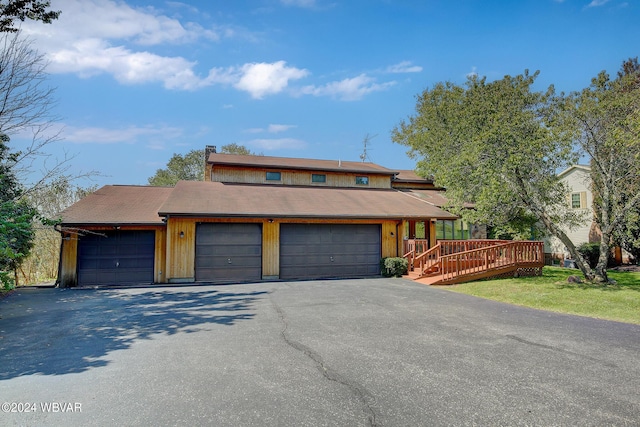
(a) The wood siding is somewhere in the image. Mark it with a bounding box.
[382,221,401,258]
[59,233,78,288]
[60,218,426,285]
[166,218,196,282]
[155,227,167,283]
[210,165,391,189]
[164,217,402,281]
[262,221,279,278]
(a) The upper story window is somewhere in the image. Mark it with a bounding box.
[571,192,586,209]
[266,171,281,181]
[312,174,326,183]
[355,176,369,185]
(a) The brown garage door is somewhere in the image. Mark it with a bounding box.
[280,224,381,280]
[195,223,262,283]
[77,230,155,286]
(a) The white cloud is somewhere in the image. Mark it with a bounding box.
[268,124,296,133]
[48,39,203,89]
[280,0,317,8]
[234,61,309,99]
[64,125,183,144]
[205,61,308,98]
[300,74,396,101]
[386,61,423,73]
[22,0,304,96]
[24,0,214,46]
[586,0,610,7]
[245,124,297,134]
[249,138,307,150]
[466,66,478,78]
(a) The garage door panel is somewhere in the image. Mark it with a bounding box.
[195,223,262,283]
[118,245,139,256]
[77,231,155,286]
[280,224,381,280]
[117,257,154,269]
[99,246,118,256]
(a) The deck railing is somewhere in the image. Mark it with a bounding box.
[438,239,511,255]
[407,244,441,276]
[403,239,544,284]
[403,239,511,258]
[438,240,544,284]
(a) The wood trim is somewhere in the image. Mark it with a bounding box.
[262,222,279,277]
[59,233,78,288]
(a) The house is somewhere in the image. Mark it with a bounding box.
[57,148,463,287]
[545,165,594,261]
[544,164,629,264]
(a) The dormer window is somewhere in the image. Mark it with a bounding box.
[312,174,326,183]
[266,171,281,181]
[355,176,369,185]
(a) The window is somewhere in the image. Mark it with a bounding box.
[266,171,281,181]
[571,192,586,209]
[355,176,369,185]
[436,219,472,240]
[312,174,326,183]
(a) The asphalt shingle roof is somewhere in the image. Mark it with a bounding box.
[158,181,457,220]
[208,153,397,175]
[60,185,173,225]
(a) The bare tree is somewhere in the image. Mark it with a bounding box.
[19,178,96,284]
[0,31,80,195]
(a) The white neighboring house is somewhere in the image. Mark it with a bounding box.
[545,164,595,261]
[545,164,630,264]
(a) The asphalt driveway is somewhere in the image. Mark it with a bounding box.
[1,278,639,426]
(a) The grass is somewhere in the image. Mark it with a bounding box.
[444,266,640,325]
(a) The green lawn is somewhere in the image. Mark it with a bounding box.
[444,266,640,325]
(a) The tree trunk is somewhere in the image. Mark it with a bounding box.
[536,208,596,281]
[595,232,611,283]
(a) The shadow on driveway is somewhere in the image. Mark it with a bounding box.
[0,286,267,380]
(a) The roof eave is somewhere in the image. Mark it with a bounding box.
[157,212,458,220]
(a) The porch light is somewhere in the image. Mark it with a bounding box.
[179,231,184,238]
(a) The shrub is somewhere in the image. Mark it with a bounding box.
[380,257,408,277]
[576,242,614,269]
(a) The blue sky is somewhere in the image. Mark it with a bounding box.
[14,0,640,187]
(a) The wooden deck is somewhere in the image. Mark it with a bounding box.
[403,239,544,285]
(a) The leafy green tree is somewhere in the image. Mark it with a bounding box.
[392,70,601,280]
[566,58,640,277]
[148,149,204,186]
[613,57,640,264]
[0,200,36,288]
[149,144,258,186]
[0,134,37,288]
[220,143,260,156]
[0,0,60,33]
